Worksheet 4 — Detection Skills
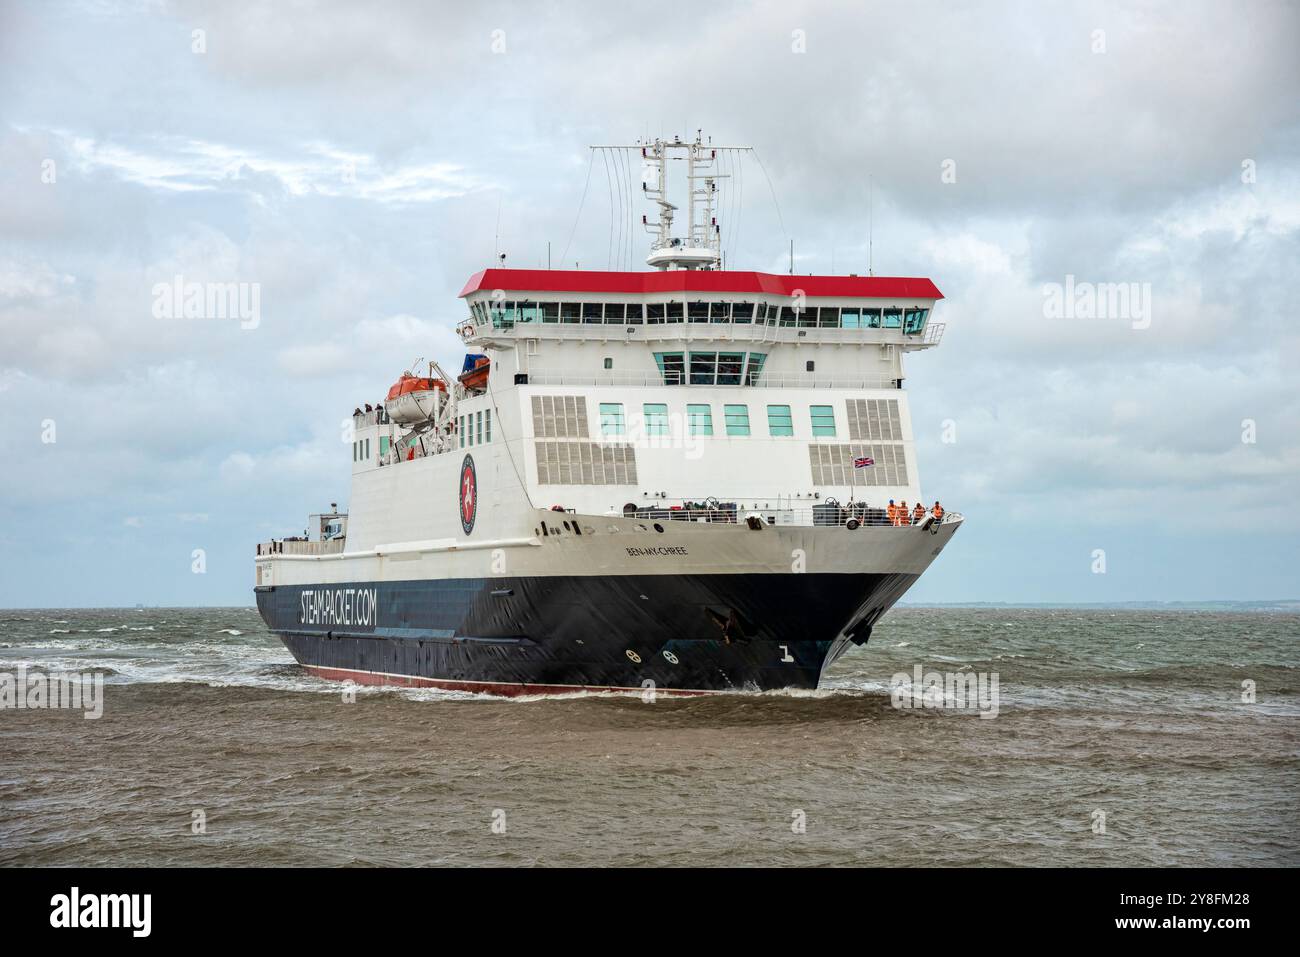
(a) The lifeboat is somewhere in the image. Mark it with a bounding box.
[458,354,490,393]
[384,372,446,424]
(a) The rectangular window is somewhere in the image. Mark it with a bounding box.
[883,307,903,329]
[541,302,559,323]
[709,302,730,323]
[599,402,626,436]
[767,405,794,437]
[724,404,750,436]
[745,352,767,386]
[646,303,666,324]
[717,352,744,386]
[687,404,713,435]
[818,307,839,328]
[654,352,685,385]
[352,441,357,462]
[459,415,465,448]
[688,301,709,323]
[476,410,484,445]
[733,303,754,324]
[643,403,669,436]
[379,436,390,457]
[810,405,837,436]
[485,409,491,443]
[626,303,643,324]
[560,302,581,323]
[689,351,717,385]
[840,308,861,328]
[582,303,603,324]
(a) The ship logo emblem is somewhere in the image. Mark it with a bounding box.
[459,454,477,535]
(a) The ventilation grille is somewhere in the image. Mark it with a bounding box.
[531,395,589,438]
[847,398,903,441]
[809,444,909,487]
[535,442,639,485]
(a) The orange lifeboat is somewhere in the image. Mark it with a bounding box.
[458,356,490,393]
[385,373,447,424]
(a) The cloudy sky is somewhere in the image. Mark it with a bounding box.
[1,0,1297,607]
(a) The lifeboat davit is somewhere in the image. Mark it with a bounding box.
[385,372,446,424]
[458,355,490,393]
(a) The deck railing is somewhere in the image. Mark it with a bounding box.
[256,539,345,557]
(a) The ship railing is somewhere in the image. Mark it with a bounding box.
[351,409,391,428]
[522,370,902,390]
[257,539,346,557]
[616,504,958,528]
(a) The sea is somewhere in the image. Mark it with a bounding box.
[1,607,1296,866]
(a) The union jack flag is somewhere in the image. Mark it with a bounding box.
[853,456,874,469]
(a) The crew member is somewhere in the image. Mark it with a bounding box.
[932,501,944,520]
[887,500,897,526]
[912,502,925,524]
[897,501,908,526]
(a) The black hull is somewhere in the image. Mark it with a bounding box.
[255,572,917,694]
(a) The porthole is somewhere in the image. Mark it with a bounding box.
[653,523,664,533]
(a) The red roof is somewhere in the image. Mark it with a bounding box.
[458,269,943,301]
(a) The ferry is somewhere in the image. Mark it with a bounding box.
[254,133,962,695]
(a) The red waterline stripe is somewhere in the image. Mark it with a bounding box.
[303,665,716,698]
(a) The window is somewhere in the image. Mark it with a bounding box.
[767,405,794,436]
[744,352,767,386]
[485,409,491,443]
[541,302,559,323]
[717,352,744,386]
[458,415,464,448]
[687,404,713,435]
[883,307,903,328]
[560,302,581,323]
[643,403,669,436]
[352,441,357,462]
[861,307,882,328]
[603,357,613,370]
[379,436,390,457]
[805,360,815,372]
[733,303,754,324]
[810,405,836,436]
[646,303,666,324]
[688,301,709,323]
[689,351,717,385]
[363,438,370,460]
[724,404,750,436]
[517,302,541,323]
[818,307,839,328]
[476,411,484,445]
[654,352,685,385]
[709,302,730,323]
[600,402,626,435]
[904,307,928,333]
[626,303,643,324]
[798,307,817,328]
[604,303,625,324]
[582,303,602,324]
[841,308,861,328]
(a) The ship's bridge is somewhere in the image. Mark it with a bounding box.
[457,268,944,390]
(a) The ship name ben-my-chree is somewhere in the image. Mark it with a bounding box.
[253,132,963,695]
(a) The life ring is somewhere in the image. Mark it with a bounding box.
[846,518,860,530]
[662,650,679,664]
[625,650,642,663]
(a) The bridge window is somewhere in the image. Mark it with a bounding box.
[600,402,626,435]
[861,307,882,328]
[810,405,836,436]
[779,306,797,327]
[687,404,713,435]
[643,403,669,436]
[724,404,751,436]
[883,307,902,328]
[604,304,625,323]
[689,351,716,385]
[841,308,861,328]
[717,352,744,385]
[654,352,684,385]
[583,303,602,324]
[733,303,754,324]
[767,405,794,437]
[626,303,644,324]
[798,307,817,328]
[818,307,839,328]
[517,302,541,323]
[667,302,685,323]
[903,308,928,333]
[688,301,709,323]
[646,303,666,324]
[744,352,767,385]
[541,302,559,323]
[709,302,730,323]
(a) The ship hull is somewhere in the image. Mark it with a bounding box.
[255,571,918,694]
